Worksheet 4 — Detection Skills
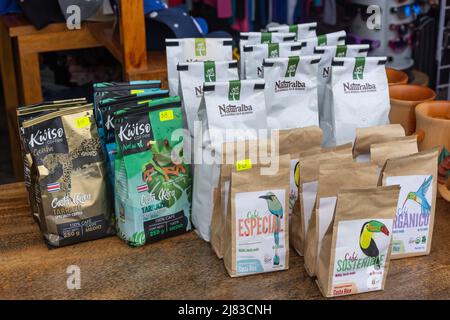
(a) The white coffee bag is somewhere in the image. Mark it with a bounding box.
[239,32,296,78]
[314,45,370,146]
[298,31,347,55]
[192,80,268,241]
[244,42,303,79]
[263,55,321,129]
[325,56,390,146]
[166,38,233,96]
[268,22,317,40]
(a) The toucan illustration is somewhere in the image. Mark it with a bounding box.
[259,192,283,266]
[359,220,390,268]
[402,176,432,215]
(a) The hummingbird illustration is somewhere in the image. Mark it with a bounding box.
[259,192,283,266]
[402,176,432,215]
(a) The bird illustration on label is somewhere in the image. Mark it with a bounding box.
[259,192,284,266]
[401,176,432,216]
[359,220,390,268]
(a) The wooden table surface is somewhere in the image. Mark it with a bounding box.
[0,182,449,300]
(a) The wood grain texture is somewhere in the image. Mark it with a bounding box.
[0,182,448,300]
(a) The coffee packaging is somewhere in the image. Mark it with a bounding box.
[380,148,439,259]
[223,155,290,277]
[305,162,379,277]
[239,32,296,78]
[298,31,347,55]
[263,55,321,129]
[353,124,405,162]
[316,186,400,297]
[324,56,390,146]
[244,42,302,79]
[370,135,418,168]
[166,38,233,96]
[192,80,268,241]
[113,96,192,246]
[291,143,353,257]
[268,22,317,40]
[178,60,239,163]
[314,45,370,145]
[22,105,114,247]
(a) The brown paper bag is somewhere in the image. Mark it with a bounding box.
[316,185,400,297]
[304,162,379,277]
[353,124,405,162]
[278,127,322,217]
[223,155,290,277]
[291,143,353,258]
[370,135,418,168]
[380,148,439,259]
[211,139,274,259]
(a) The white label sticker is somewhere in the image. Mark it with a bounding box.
[235,189,287,275]
[331,218,393,296]
[385,175,433,256]
[302,181,318,236]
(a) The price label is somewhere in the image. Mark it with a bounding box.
[131,89,144,94]
[74,116,91,129]
[236,159,252,171]
[159,110,174,122]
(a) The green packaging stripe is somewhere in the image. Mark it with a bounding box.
[204,61,216,82]
[353,57,366,80]
[261,32,272,44]
[228,80,241,101]
[285,56,300,77]
[318,35,327,46]
[268,43,280,58]
[335,45,348,57]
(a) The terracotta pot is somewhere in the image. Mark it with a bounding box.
[411,69,430,87]
[386,68,408,86]
[389,84,436,135]
[415,101,450,202]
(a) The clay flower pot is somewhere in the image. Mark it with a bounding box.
[416,101,450,202]
[386,68,408,86]
[389,84,436,135]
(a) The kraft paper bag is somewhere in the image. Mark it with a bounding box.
[370,135,418,168]
[316,185,400,297]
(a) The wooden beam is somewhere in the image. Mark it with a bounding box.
[0,19,22,180]
[119,0,148,78]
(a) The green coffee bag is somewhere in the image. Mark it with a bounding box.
[114,97,192,246]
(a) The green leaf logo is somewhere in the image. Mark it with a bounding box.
[335,45,348,57]
[289,25,298,39]
[228,80,241,101]
[268,43,280,58]
[353,57,365,80]
[195,38,207,57]
[261,32,272,44]
[318,35,327,46]
[204,61,216,82]
[285,56,299,77]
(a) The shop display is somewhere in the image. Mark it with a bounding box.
[114,97,192,246]
[239,32,296,78]
[380,148,439,258]
[243,42,302,80]
[291,143,353,257]
[21,105,114,247]
[223,155,290,277]
[315,45,370,145]
[324,57,390,146]
[305,162,379,277]
[268,22,317,40]
[353,124,406,162]
[370,135,418,168]
[263,55,321,129]
[192,80,268,242]
[165,38,233,96]
[316,185,400,297]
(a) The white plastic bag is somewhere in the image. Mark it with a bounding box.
[268,22,317,40]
